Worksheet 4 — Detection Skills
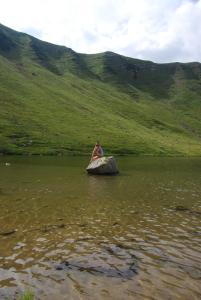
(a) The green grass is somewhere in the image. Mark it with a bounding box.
[17,290,34,300]
[0,23,201,156]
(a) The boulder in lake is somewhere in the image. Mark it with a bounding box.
[86,156,119,175]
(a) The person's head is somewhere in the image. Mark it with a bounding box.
[95,141,100,147]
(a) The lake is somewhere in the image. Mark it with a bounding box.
[0,156,201,300]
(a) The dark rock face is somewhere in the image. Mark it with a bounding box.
[86,156,119,175]
[56,260,138,278]
[55,243,139,279]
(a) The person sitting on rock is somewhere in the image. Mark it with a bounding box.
[91,141,104,161]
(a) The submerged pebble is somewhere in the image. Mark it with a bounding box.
[0,229,17,236]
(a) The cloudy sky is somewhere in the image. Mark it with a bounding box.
[0,0,200,63]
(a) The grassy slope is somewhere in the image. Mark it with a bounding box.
[0,24,201,156]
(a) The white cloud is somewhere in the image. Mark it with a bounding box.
[0,0,200,62]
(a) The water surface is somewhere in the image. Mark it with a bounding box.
[0,156,201,299]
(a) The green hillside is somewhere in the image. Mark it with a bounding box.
[0,23,201,156]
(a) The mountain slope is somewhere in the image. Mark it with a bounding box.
[0,23,201,155]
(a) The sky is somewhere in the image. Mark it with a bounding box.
[0,0,200,63]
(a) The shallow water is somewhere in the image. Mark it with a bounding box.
[0,156,201,300]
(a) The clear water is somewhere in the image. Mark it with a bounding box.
[0,156,201,300]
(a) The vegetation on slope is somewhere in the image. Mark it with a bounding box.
[17,290,34,300]
[0,23,201,156]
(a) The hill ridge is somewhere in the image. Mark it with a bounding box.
[0,23,201,155]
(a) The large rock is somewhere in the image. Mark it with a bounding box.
[86,156,119,175]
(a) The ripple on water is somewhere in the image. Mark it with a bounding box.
[0,156,201,299]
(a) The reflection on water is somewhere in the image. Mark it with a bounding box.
[0,156,201,299]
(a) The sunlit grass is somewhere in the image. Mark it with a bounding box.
[8,290,35,300]
[0,24,201,156]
